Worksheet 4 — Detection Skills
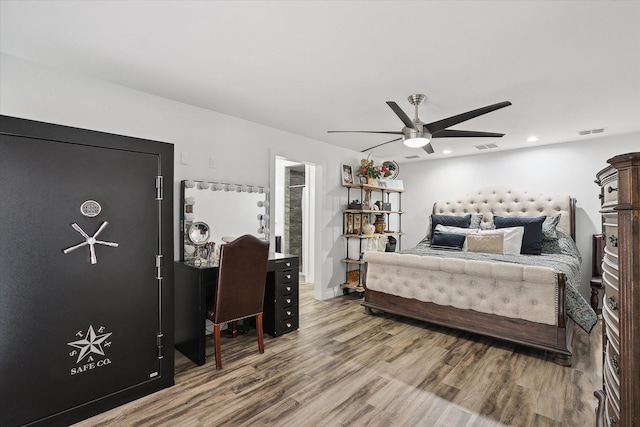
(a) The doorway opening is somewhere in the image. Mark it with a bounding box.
[274,157,315,284]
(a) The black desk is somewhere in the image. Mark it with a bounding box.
[174,253,299,366]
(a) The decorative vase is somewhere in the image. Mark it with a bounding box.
[362,223,375,235]
[366,176,374,185]
[374,214,386,233]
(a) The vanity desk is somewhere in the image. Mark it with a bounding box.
[174,252,299,366]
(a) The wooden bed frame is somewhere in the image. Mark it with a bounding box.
[361,188,577,366]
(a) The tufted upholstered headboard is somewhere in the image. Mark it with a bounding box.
[432,186,576,239]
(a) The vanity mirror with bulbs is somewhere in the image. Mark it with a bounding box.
[175,179,299,366]
[180,179,270,264]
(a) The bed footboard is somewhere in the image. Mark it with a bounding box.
[362,252,573,366]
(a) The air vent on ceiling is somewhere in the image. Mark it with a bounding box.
[579,128,605,136]
[405,155,420,159]
[473,143,499,150]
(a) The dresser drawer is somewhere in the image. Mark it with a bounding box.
[276,269,297,285]
[600,175,618,206]
[605,341,620,387]
[275,258,298,271]
[603,225,619,257]
[275,293,296,308]
[605,399,620,427]
[274,305,298,321]
[277,282,298,297]
[602,262,619,293]
[602,275,620,317]
[274,317,299,335]
[603,303,620,352]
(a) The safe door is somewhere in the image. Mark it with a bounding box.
[0,118,174,426]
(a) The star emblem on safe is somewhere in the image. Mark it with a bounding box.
[67,325,113,363]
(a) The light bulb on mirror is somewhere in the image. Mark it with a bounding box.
[184,180,196,188]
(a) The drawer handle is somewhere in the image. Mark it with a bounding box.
[608,235,618,247]
[285,298,291,304]
[286,323,292,328]
[607,185,617,193]
[611,355,620,375]
[608,295,618,311]
[286,274,291,280]
[285,286,291,292]
[286,311,292,316]
[285,262,291,267]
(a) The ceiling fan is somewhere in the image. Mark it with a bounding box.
[328,94,512,154]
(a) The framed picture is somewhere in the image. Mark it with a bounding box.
[353,214,361,234]
[341,163,354,186]
[344,213,354,234]
[380,179,404,190]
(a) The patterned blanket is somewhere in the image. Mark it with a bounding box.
[400,230,598,333]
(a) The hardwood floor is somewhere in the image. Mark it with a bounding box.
[76,283,602,426]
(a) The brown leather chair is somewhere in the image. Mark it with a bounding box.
[206,234,269,369]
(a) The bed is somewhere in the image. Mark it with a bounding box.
[361,186,597,366]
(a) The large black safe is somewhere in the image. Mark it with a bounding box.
[0,116,174,426]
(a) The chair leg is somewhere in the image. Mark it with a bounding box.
[256,313,264,354]
[213,323,222,370]
[231,320,238,338]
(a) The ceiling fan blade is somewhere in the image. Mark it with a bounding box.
[432,130,505,138]
[422,142,435,154]
[362,137,402,152]
[328,130,403,135]
[386,102,415,129]
[425,101,512,134]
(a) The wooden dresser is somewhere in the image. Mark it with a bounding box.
[594,152,640,427]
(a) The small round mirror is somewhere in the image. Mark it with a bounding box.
[188,222,210,245]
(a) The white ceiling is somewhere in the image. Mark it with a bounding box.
[1,1,639,163]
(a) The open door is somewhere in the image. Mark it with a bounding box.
[0,116,174,426]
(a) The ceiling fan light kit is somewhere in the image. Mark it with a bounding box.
[328,94,512,155]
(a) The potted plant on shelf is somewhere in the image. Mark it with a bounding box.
[357,157,391,185]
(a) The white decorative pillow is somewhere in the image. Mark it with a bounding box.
[467,233,504,254]
[478,226,525,255]
[435,224,479,251]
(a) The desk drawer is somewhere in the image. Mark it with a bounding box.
[274,305,298,322]
[275,294,296,308]
[276,269,297,285]
[274,317,299,336]
[275,258,298,270]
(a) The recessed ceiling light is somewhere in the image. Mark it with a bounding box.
[442,150,452,154]
[526,136,539,143]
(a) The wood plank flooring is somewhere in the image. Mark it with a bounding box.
[75,283,602,426]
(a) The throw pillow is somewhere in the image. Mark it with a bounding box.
[430,230,467,251]
[429,214,472,239]
[435,224,479,251]
[478,226,525,255]
[467,233,504,254]
[494,215,545,255]
[542,214,561,241]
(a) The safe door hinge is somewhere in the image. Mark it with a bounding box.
[156,333,164,359]
[155,176,163,201]
[155,254,163,280]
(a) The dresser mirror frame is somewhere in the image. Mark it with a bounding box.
[180,180,270,262]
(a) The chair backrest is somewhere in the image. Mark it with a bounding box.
[211,234,270,324]
[592,234,604,277]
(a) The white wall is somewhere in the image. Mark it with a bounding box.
[0,53,362,300]
[399,134,639,300]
